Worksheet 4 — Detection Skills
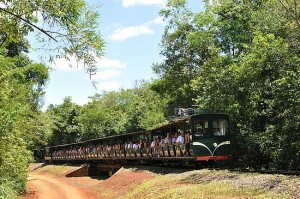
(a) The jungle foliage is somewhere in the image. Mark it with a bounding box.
[1,1,299,197]
[44,0,300,171]
[45,81,167,145]
[0,0,104,198]
[153,0,300,170]
[0,48,49,198]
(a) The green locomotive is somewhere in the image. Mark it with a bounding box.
[45,109,231,168]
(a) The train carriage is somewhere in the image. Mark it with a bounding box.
[45,110,231,169]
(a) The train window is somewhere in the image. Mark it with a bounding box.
[213,119,228,136]
[194,120,209,136]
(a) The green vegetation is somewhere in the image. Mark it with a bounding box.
[45,81,167,145]
[152,0,300,170]
[43,0,300,172]
[0,51,48,198]
[124,170,286,199]
[0,0,104,198]
[1,0,300,197]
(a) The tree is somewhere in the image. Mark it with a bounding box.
[152,0,207,115]
[156,0,300,170]
[0,53,49,197]
[0,0,104,74]
[0,1,104,197]
[76,81,167,141]
[47,97,80,145]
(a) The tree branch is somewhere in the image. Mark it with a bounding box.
[278,0,300,28]
[0,7,58,42]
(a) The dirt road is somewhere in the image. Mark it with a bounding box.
[24,174,87,199]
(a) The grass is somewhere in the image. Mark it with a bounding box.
[0,178,18,199]
[123,171,288,199]
[28,165,296,199]
[33,164,81,176]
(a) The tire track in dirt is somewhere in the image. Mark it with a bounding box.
[27,174,87,199]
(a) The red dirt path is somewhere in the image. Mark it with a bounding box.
[21,168,154,199]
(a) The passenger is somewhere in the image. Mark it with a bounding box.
[106,144,111,157]
[176,131,184,145]
[139,139,144,157]
[144,139,150,157]
[184,131,192,156]
[197,129,204,136]
[92,145,96,157]
[114,142,120,157]
[214,128,221,136]
[172,133,177,144]
[156,136,164,157]
[120,142,126,157]
[127,140,133,157]
[138,139,144,150]
[150,139,156,157]
[176,131,185,156]
[132,141,139,157]
[96,144,101,157]
[172,133,178,157]
[164,133,171,157]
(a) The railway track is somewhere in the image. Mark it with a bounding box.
[226,168,300,176]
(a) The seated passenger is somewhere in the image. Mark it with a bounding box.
[176,131,184,145]
[176,131,185,156]
[150,139,156,156]
[171,133,178,156]
[144,139,150,156]
[184,131,192,156]
[132,141,138,157]
[164,133,171,146]
[158,137,164,157]
[214,128,221,136]
[164,133,171,156]
[105,144,111,157]
[127,140,133,157]
[114,142,120,157]
[139,140,144,157]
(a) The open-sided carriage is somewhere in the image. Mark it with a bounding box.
[45,110,231,170]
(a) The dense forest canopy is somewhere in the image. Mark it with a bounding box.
[1,0,300,198]
[45,81,167,146]
[152,0,300,169]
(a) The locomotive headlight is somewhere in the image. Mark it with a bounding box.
[213,143,218,148]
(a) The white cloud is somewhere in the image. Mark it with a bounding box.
[146,16,164,25]
[50,56,83,72]
[94,57,126,69]
[122,0,166,7]
[91,69,121,80]
[51,55,126,72]
[96,81,120,91]
[108,25,154,41]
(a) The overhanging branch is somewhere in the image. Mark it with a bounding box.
[0,7,58,42]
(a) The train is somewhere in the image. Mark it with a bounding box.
[44,109,231,173]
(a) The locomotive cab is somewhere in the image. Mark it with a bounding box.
[191,114,231,162]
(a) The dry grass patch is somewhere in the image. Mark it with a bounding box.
[32,164,83,176]
[124,169,290,199]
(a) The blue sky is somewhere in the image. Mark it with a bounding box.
[29,0,205,109]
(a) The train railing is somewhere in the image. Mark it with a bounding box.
[50,144,194,160]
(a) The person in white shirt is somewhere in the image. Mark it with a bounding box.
[150,139,156,157]
[176,131,185,156]
[176,131,184,144]
[132,141,139,157]
[164,133,171,157]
